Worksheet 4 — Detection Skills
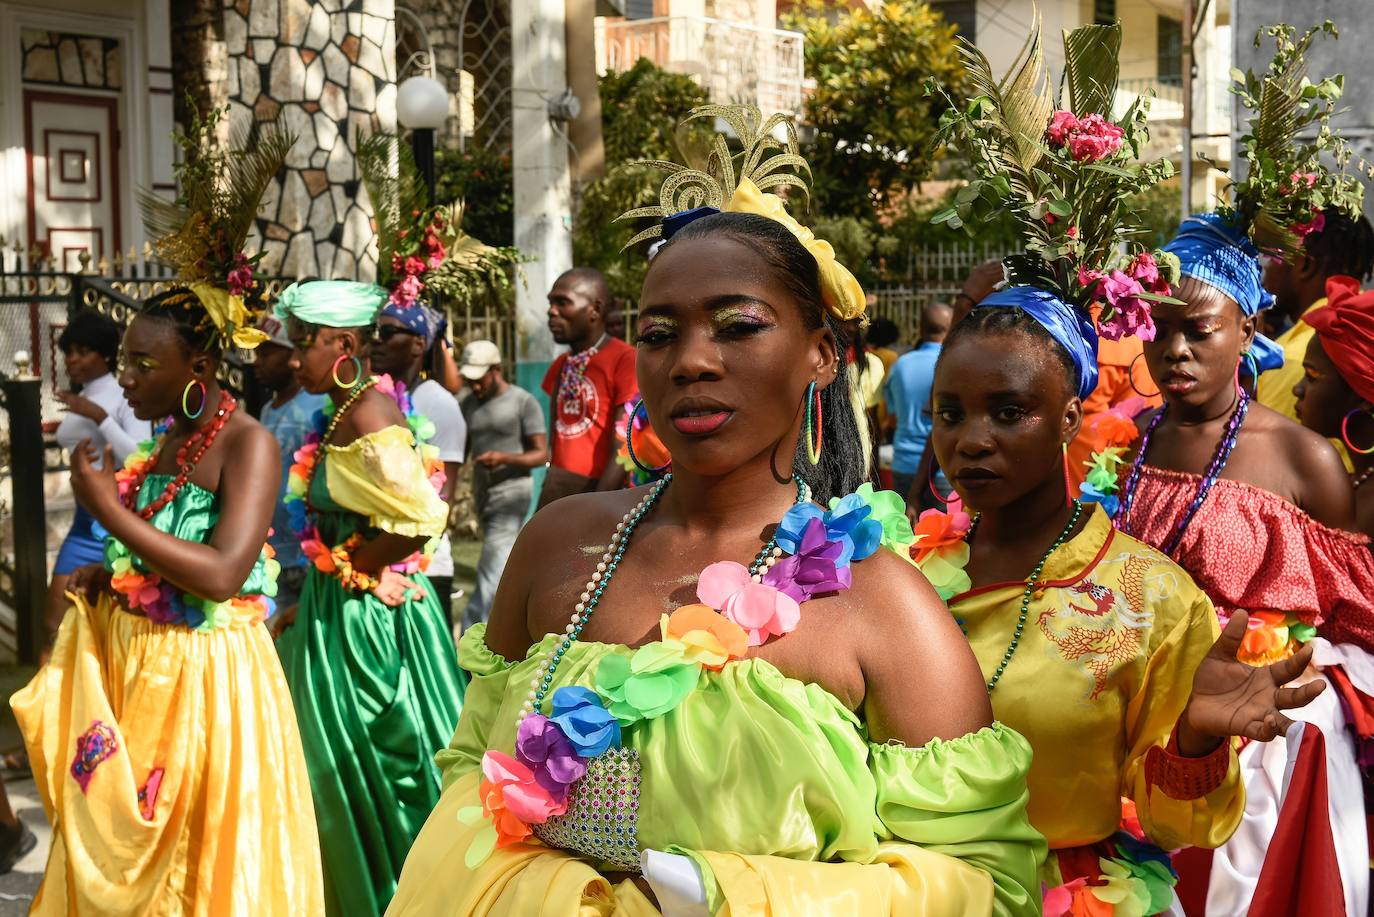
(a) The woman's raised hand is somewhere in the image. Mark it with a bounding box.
[70,440,119,515]
[1181,611,1326,749]
[371,569,423,607]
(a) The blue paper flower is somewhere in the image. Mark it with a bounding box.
[775,504,824,555]
[1079,481,1119,517]
[549,686,621,757]
[824,494,883,562]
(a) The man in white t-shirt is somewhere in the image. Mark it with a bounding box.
[371,304,466,626]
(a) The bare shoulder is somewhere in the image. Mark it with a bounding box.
[521,486,649,547]
[337,388,407,442]
[1249,402,1354,527]
[846,547,993,744]
[221,410,276,465]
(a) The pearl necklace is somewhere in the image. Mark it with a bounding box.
[518,473,810,727]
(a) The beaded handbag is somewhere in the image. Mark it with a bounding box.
[532,747,644,871]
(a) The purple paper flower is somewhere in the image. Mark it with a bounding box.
[515,713,587,801]
[763,517,852,602]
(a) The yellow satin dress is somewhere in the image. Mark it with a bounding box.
[12,476,324,914]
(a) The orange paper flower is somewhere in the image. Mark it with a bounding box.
[660,604,749,670]
[1238,611,1294,666]
[910,508,971,564]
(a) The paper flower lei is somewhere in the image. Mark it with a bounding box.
[1043,829,1179,917]
[461,484,916,860]
[1076,399,1146,517]
[107,439,280,629]
[284,374,445,590]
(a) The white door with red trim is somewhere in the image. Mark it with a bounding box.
[24,90,121,270]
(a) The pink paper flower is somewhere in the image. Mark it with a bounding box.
[696,561,800,647]
[226,254,253,297]
[480,750,566,828]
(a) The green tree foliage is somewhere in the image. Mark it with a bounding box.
[573,60,710,301]
[784,0,968,220]
[435,145,516,248]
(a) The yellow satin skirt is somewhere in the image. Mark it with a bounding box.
[11,592,325,915]
[387,771,994,916]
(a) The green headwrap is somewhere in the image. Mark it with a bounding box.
[275,280,388,329]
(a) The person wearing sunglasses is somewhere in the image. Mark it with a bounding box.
[370,304,466,628]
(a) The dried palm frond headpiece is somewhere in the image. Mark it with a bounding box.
[616,105,866,322]
[355,132,524,312]
[138,104,292,350]
[928,18,1181,354]
[1222,21,1363,258]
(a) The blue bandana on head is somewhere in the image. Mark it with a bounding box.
[380,302,439,348]
[980,286,1100,400]
[1163,212,1276,316]
[1164,212,1284,373]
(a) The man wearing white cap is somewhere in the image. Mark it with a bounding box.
[254,313,328,610]
[458,340,548,628]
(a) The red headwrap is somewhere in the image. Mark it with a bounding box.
[1302,276,1374,404]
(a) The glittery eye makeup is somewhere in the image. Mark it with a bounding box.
[711,304,772,330]
[636,316,677,341]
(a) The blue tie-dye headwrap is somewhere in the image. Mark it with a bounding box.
[980,286,1099,400]
[1163,211,1283,372]
[380,302,440,348]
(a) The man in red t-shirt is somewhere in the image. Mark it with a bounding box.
[538,267,637,508]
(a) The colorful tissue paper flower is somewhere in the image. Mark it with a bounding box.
[515,714,587,801]
[850,483,916,551]
[481,750,565,825]
[1237,611,1296,666]
[659,605,748,670]
[1078,481,1119,517]
[1043,878,1090,917]
[549,686,621,757]
[595,643,701,726]
[697,561,801,646]
[762,517,852,603]
[1087,857,1156,917]
[909,508,973,601]
[823,494,884,561]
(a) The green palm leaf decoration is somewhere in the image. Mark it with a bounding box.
[1063,23,1121,118]
[356,131,430,286]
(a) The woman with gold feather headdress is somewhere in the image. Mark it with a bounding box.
[10,107,326,913]
[388,105,1044,917]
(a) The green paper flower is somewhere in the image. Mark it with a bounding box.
[852,482,916,551]
[594,641,701,726]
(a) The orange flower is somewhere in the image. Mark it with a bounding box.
[1082,411,1140,453]
[1238,611,1293,666]
[910,508,971,564]
[660,604,749,670]
[478,776,533,848]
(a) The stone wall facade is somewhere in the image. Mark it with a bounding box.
[224,0,397,280]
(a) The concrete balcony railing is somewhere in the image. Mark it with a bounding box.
[598,16,805,117]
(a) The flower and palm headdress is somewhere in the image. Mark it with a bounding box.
[928,18,1181,349]
[138,104,292,350]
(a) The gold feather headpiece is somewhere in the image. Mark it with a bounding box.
[617,105,865,322]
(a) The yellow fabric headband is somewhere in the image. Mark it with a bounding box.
[723,179,866,323]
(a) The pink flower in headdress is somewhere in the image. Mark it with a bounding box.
[1127,251,1171,295]
[389,273,424,308]
[1292,210,1327,241]
[1081,268,1156,342]
[403,255,427,277]
[226,253,253,297]
[1066,114,1125,162]
[1047,111,1079,145]
[1066,225,1079,240]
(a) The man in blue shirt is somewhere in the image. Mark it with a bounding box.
[254,314,328,611]
[883,301,953,501]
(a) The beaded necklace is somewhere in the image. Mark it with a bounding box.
[962,499,1082,692]
[1118,387,1249,557]
[120,391,236,519]
[302,376,377,512]
[556,334,609,416]
[519,473,808,725]
[1353,464,1374,491]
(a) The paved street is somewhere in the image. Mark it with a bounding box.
[0,772,47,915]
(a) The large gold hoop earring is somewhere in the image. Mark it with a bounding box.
[331,355,362,389]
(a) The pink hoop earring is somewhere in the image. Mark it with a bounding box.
[1128,353,1160,399]
[928,462,954,505]
[331,354,362,389]
[1342,408,1374,455]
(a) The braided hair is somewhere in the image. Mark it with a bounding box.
[941,306,1079,398]
[138,287,222,357]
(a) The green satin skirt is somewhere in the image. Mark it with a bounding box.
[278,567,465,916]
